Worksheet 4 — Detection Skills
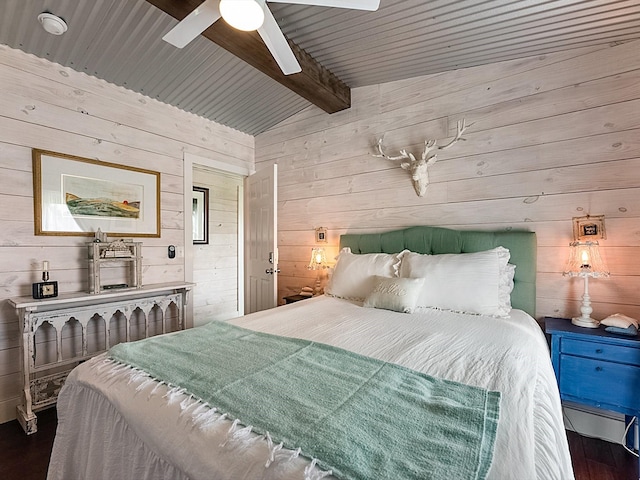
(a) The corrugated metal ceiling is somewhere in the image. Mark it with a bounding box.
[1,0,639,135]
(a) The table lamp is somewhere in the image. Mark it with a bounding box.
[563,241,609,328]
[307,247,328,296]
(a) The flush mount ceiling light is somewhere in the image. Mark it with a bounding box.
[38,13,68,35]
[219,0,266,31]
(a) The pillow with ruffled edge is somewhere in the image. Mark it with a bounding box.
[364,276,425,313]
[500,263,516,312]
[398,247,512,317]
[325,248,401,301]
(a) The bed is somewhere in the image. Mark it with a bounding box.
[47,226,574,480]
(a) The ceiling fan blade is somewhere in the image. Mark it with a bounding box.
[162,0,221,48]
[267,0,379,10]
[257,7,301,75]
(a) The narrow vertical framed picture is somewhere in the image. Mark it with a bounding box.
[192,187,209,244]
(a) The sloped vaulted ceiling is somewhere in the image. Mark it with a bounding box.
[0,0,639,135]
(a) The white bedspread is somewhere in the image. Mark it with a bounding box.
[47,296,573,480]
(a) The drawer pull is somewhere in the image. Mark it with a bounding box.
[595,349,603,354]
[595,366,603,372]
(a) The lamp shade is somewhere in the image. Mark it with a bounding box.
[307,247,327,271]
[563,241,609,278]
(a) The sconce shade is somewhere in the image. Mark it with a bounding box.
[563,241,609,278]
[307,247,327,271]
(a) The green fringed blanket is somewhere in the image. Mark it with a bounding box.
[109,321,500,480]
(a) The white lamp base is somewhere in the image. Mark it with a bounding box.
[571,316,600,328]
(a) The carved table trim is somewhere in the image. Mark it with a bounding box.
[9,282,193,434]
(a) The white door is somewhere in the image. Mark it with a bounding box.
[245,164,278,313]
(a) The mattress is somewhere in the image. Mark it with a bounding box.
[47,296,573,480]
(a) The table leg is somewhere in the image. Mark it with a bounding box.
[626,415,636,450]
[625,415,640,480]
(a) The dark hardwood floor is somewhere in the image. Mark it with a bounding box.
[567,430,637,480]
[0,408,57,480]
[0,407,637,479]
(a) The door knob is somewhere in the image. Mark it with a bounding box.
[265,268,280,275]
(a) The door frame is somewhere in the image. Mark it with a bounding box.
[183,153,253,325]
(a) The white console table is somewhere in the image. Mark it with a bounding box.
[9,282,193,434]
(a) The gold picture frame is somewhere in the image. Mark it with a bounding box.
[315,226,327,243]
[33,149,161,237]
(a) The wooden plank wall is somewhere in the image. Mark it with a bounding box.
[255,40,640,320]
[193,167,243,324]
[0,46,253,423]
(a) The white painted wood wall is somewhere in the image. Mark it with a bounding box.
[193,167,243,324]
[0,46,253,424]
[256,40,640,322]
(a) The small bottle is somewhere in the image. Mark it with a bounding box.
[42,260,49,282]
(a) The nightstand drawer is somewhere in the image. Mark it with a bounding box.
[562,337,640,366]
[560,355,640,411]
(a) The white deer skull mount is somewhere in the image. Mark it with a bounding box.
[373,119,470,197]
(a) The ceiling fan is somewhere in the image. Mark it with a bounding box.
[162,0,380,75]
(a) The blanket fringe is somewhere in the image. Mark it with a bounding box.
[103,355,334,480]
[264,432,284,468]
[135,377,156,393]
[304,458,333,480]
[204,412,228,430]
[163,386,188,405]
[220,418,255,448]
[148,380,166,400]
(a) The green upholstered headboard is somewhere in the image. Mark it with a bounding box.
[340,226,537,318]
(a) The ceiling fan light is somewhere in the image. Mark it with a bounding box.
[220,0,265,31]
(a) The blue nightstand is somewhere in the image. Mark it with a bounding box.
[545,317,640,456]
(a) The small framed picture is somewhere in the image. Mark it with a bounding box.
[192,187,209,244]
[315,227,327,243]
[572,215,606,241]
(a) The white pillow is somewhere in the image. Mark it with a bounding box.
[325,248,400,300]
[398,247,512,317]
[501,263,516,312]
[364,276,425,313]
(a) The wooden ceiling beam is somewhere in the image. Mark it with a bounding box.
[145,0,351,114]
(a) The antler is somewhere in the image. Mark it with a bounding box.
[438,119,469,150]
[374,137,415,162]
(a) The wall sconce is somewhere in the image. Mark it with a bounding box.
[563,241,609,328]
[307,247,328,296]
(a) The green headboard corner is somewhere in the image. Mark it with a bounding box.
[340,226,537,318]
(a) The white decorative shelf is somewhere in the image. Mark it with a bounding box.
[88,240,143,294]
[9,282,193,434]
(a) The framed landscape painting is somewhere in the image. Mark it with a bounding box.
[33,149,161,237]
